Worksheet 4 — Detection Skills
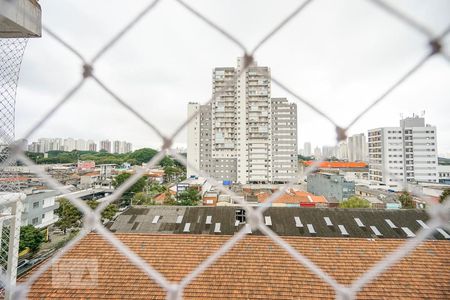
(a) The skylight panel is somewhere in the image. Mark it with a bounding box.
[176,215,183,224]
[152,216,160,224]
[401,227,415,238]
[307,224,316,234]
[338,225,349,236]
[370,225,383,236]
[214,223,221,233]
[206,215,212,224]
[265,216,272,226]
[385,219,397,229]
[416,220,429,229]
[244,224,252,234]
[436,228,450,239]
[324,217,333,226]
[354,218,365,228]
[183,223,190,233]
[294,216,303,228]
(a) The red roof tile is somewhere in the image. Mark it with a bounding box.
[22,233,449,299]
[257,189,327,204]
[303,161,368,168]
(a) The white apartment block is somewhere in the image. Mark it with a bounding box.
[100,140,112,153]
[336,141,348,160]
[368,116,438,187]
[303,142,311,156]
[187,58,298,184]
[113,140,133,154]
[348,133,368,162]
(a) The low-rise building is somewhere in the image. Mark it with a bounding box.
[256,189,327,207]
[437,165,450,184]
[22,190,60,228]
[307,172,355,201]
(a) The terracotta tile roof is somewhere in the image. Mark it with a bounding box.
[303,161,368,168]
[257,189,327,204]
[0,176,30,182]
[23,233,450,299]
[81,172,100,177]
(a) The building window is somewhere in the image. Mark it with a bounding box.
[235,209,246,223]
[32,217,39,225]
[33,202,39,209]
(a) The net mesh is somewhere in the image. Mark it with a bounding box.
[1,0,450,299]
[0,38,28,193]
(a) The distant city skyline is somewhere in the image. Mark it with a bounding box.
[27,137,132,154]
[15,1,450,157]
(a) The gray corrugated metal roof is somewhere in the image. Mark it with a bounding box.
[109,206,449,240]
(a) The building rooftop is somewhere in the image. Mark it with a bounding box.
[108,206,450,240]
[25,190,62,202]
[21,233,449,299]
[303,161,368,168]
[256,190,327,204]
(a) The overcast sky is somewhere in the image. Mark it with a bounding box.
[15,0,450,156]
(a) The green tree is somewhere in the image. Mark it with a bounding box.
[160,156,174,167]
[440,189,450,203]
[19,225,45,252]
[339,196,371,208]
[112,173,147,206]
[127,148,157,165]
[132,192,155,205]
[86,200,118,221]
[55,198,82,234]
[399,191,415,209]
[163,165,186,183]
[176,187,201,206]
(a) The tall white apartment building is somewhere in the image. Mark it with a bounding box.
[336,141,348,160]
[64,138,76,152]
[368,116,438,187]
[87,140,97,151]
[100,140,112,153]
[113,140,132,154]
[76,139,87,151]
[348,133,368,162]
[187,58,298,184]
[303,142,311,156]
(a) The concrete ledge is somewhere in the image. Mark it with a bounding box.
[0,0,42,38]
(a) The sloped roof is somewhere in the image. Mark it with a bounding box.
[23,233,449,299]
[108,206,450,240]
[256,189,327,203]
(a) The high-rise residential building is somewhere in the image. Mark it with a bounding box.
[28,142,40,153]
[76,139,87,151]
[303,142,311,156]
[113,140,120,154]
[125,142,132,153]
[113,140,132,154]
[87,140,97,152]
[368,115,438,187]
[100,140,112,153]
[322,146,336,159]
[64,138,76,152]
[187,58,298,184]
[336,141,348,160]
[314,146,322,158]
[348,133,368,162]
[37,138,50,153]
